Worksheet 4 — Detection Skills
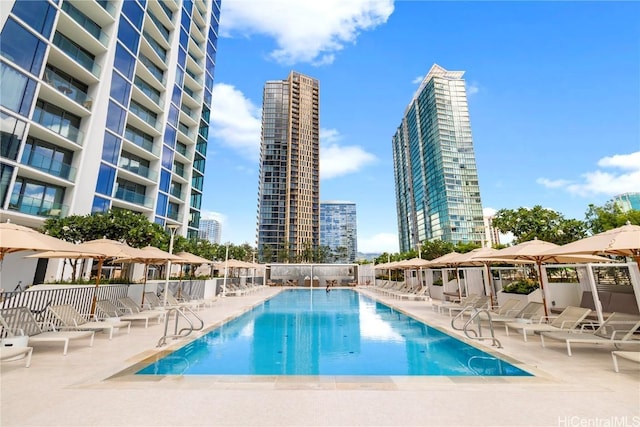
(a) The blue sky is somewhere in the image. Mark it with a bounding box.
[203,0,640,254]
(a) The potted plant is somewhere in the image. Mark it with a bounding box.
[502,278,539,295]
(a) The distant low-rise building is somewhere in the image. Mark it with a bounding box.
[320,201,357,263]
[199,219,221,244]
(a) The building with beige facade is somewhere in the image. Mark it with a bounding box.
[256,71,320,263]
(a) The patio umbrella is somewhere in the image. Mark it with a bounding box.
[393,258,432,295]
[114,246,186,306]
[485,239,615,316]
[0,222,94,262]
[460,247,530,307]
[29,239,148,315]
[427,252,465,299]
[172,251,214,296]
[539,223,640,270]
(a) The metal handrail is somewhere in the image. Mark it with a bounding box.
[452,307,502,348]
[157,306,204,347]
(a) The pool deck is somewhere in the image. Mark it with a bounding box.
[1,287,639,427]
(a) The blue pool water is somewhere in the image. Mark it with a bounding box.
[137,290,531,376]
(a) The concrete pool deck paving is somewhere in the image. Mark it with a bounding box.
[1,286,639,426]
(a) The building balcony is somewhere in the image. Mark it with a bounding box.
[20,151,76,182]
[118,162,157,182]
[114,188,153,209]
[60,1,110,47]
[32,106,84,146]
[138,54,166,86]
[8,195,68,218]
[42,67,93,111]
[52,32,101,78]
[123,127,159,157]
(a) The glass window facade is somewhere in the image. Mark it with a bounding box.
[0,18,47,75]
[11,0,56,38]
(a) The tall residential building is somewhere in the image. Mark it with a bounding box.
[256,71,320,263]
[483,213,501,248]
[0,0,220,239]
[320,201,357,263]
[198,218,220,243]
[612,192,640,212]
[392,64,485,252]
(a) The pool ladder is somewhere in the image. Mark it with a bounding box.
[157,306,204,347]
[451,307,502,348]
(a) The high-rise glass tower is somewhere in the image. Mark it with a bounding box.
[320,201,357,263]
[0,0,220,239]
[198,218,220,243]
[256,71,320,263]
[392,64,485,252]
[612,193,640,212]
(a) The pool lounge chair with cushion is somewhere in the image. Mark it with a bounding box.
[48,304,131,340]
[539,312,640,356]
[0,346,33,367]
[96,300,163,328]
[505,306,592,342]
[0,307,94,355]
[611,351,640,372]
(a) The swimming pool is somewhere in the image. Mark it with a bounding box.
[137,289,531,376]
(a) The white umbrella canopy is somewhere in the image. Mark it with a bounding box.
[0,222,99,261]
[539,223,640,269]
[426,251,462,267]
[485,239,616,315]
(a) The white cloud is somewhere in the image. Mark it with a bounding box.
[412,75,424,84]
[200,210,226,223]
[359,232,399,254]
[482,207,497,217]
[598,151,640,170]
[320,128,377,179]
[210,83,262,161]
[220,0,395,65]
[537,151,640,197]
[466,82,479,96]
[536,178,572,189]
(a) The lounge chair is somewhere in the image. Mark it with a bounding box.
[48,304,131,340]
[0,346,33,367]
[96,300,163,328]
[118,296,159,314]
[0,307,94,355]
[447,295,490,317]
[163,291,203,310]
[539,312,640,356]
[611,351,640,372]
[486,302,545,325]
[505,306,592,342]
[144,292,182,310]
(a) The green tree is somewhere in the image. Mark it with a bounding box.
[584,202,640,234]
[420,240,455,260]
[491,205,587,244]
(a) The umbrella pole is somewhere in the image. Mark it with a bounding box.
[141,263,149,306]
[455,267,462,299]
[90,258,104,316]
[536,262,549,317]
[484,263,495,308]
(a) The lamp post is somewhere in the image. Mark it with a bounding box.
[162,224,179,307]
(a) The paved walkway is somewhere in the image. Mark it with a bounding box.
[1,287,638,426]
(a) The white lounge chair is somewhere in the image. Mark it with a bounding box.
[96,299,163,328]
[540,312,640,356]
[0,307,94,355]
[505,306,592,342]
[487,302,545,325]
[0,346,33,367]
[611,351,640,372]
[48,304,131,340]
